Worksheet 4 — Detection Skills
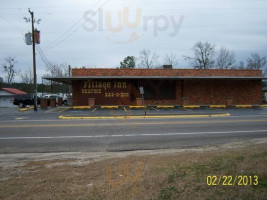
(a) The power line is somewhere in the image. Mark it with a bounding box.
[1,0,267,10]
[48,0,112,50]
[37,46,53,67]
[36,45,54,68]
[45,1,101,49]
[40,22,267,34]
[1,6,267,16]
[0,16,24,32]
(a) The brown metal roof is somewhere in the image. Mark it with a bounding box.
[1,88,27,95]
[43,76,266,84]
[72,68,263,77]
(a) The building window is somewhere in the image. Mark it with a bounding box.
[133,80,175,100]
[159,87,175,99]
[159,81,175,100]
[144,85,155,99]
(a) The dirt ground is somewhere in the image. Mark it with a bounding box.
[0,138,266,200]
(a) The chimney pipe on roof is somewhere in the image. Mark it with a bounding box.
[163,65,172,69]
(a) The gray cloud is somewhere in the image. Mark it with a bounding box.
[0,0,267,82]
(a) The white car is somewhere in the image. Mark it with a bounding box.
[62,94,72,105]
[42,94,61,105]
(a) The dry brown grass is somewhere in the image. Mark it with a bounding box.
[0,144,266,200]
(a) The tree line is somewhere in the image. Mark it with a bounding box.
[1,41,266,87]
[119,41,267,73]
[0,57,71,93]
[0,57,71,85]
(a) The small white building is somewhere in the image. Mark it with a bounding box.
[0,88,27,107]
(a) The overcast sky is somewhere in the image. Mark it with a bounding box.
[1,0,267,82]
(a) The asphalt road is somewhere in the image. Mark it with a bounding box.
[0,107,267,153]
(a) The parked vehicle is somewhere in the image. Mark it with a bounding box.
[62,94,72,105]
[263,87,267,103]
[263,94,267,103]
[13,94,40,108]
[42,94,61,105]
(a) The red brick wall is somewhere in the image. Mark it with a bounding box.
[72,79,262,106]
[72,68,262,77]
[182,80,262,105]
[71,69,262,106]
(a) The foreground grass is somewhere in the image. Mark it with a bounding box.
[0,144,266,200]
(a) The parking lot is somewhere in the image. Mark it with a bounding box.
[0,105,267,121]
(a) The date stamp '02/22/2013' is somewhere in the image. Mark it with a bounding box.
[207,175,259,186]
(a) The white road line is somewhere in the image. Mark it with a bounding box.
[92,108,97,112]
[0,130,266,140]
[59,107,71,113]
[151,107,159,111]
[0,114,266,123]
[44,107,59,113]
[0,120,70,123]
[229,115,267,118]
[15,117,26,120]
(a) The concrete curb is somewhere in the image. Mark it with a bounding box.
[18,105,42,112]
[183,105,200,109]
[157,105,175,109]
[209,105,226,108]
[19,107,34,112]
[69,105,267,111]
[235,105,252,108]
[73,106,91,109]
[59,113,230,120]
[129,106,146,109]
[101,106,119,109]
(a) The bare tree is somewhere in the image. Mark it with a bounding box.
[44,63,71,94]
[232,61,246,70]
[0,77,3,87]
[246,53,267,70]
[216,47,236,69]
[46,64,62,77]
[163,52,179,68]
[2,56,19,83]
[185,41,216,69]
[138,49,160,69]
[20,68,33,84]
[46,63,70,77]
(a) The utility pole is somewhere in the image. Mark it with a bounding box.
[28,9,38,111]
[68,65,71,95]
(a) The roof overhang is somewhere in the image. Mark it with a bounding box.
[43,76,267,84]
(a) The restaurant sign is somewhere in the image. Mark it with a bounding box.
[81,80,130,99]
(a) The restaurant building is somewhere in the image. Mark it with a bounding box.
[44,68,263,106]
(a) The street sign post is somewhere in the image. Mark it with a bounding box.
[139,87,144,95]
[139,87,146,115]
